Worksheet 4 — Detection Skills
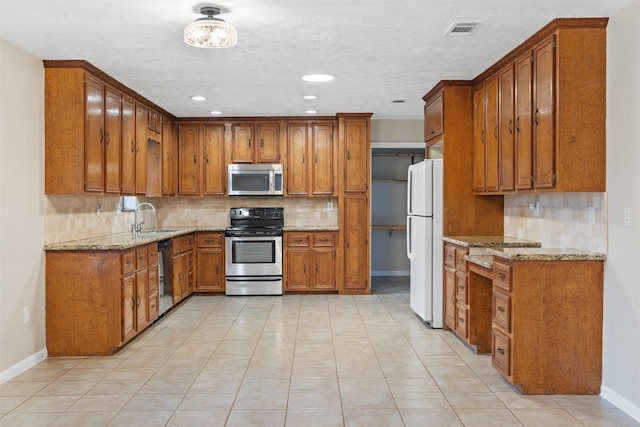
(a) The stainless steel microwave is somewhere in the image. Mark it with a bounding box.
[228,164,284,196]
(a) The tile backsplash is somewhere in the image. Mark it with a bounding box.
[44,195,338,244]
[504,193,607,254]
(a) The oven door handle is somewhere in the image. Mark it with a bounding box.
[226,276,282,282]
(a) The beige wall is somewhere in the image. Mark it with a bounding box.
[0,40,46,378]
[371,119,422,142]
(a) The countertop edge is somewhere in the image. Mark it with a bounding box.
[442,236,541,248]
[487,248,607,261]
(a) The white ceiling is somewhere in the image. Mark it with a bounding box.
[0,0,632,120]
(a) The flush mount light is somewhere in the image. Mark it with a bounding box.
[303,95,317,100]
[302,74,334,83]
[184,6,238,48]
[191,95,206,101]
[210,110,222,115]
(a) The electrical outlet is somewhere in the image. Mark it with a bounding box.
[534,201,540,217]
[327,200,333,211]
[624,208,631,227]
[23,306,29,323]
[588,207,596,224]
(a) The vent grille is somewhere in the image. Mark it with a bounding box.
[445,22,480,36]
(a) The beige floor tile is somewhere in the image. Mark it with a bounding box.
[68,394,132,412]
[386,376,440,394]
[444,391,508,409]
[10,368,67,383]
[0,381,49,397]
[336,361,384,378]
[399,407,464,426]
[121,393,184,411]
[189,376,243,394]
[225,408,286,426]
[0,395,29,413]
[377,356,431,378]
[550,394,616,408]
[102,368,156,382]
[290,375,339,393]
[232,391,289,410]
[0,411,63,426]
[12,394,79,413]
[393,391,452,409]
[35,379,98,396]
[432,374,492,393]
[239,377,291,393]
[106,410,173,426]
[511,408,583,426]
[285,408,344,427]
[455,408,524,426]
[343,407,404,426]
[48,411,117,426]
[288,391,342,409]
[340,378,396,409]
[495,392,561,409]
[150,365,202,381]
[87,380,144,395]
[166,410,229,427]
[566,406,640,426]
[176,393,236,411]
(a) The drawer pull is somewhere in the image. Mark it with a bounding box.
[497,307,505,313]
[458,257,465,263]
[447,254,453,259]
[458,317,464,323]
[498,273,506,280]
[204,239,214,243]
[458,285,464,291]
[497,348,505,355]
[319,238,328,242]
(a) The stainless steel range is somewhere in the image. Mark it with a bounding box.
[225,207,284,296]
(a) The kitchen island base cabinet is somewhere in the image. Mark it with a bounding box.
[491,258,604,395]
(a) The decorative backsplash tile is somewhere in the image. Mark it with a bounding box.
[44,195,338,244]
[504,193,607,254]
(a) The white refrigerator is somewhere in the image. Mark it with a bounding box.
[406,159,443,328]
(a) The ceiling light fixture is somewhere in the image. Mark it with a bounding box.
[191,95,206,101]
[305,110,317,114]
[210,110,222,115]
[303,95,317,100]
[184,6,238,48]
[302,74,334,83]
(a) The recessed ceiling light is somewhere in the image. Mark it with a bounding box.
[210,110,222,115]
[305,110,317,114]
[302,74,334,83]
[191,95,206,101]
[303,95,317,100]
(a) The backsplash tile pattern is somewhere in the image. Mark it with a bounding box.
[504,193,607,254]
[45,195,338,245]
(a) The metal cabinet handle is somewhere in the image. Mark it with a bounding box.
[508,119,513,135]
[131,140,135,152]
[534,108,540,126]
[206,154,209,164]
[494,125,498,139]
[346,150,351,160]
[260,138,264,147]
[458,317,464,323]
[497,348,505,355]
[303,264,306,273]
[248,138,251,148]
[105,131,110,145]
[515,116,520,133]
[215,265,219,274]
[498,273,506,280]
[497,306,505,313]
[137,296,141,307]
[193,154,197,163]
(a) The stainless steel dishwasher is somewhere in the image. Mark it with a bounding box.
[157,239,174,315]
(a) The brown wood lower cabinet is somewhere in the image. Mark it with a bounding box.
[172,234,195,303]
[284,231,337,292]
[46,242,158,356]
[196,232,225,292]
[491,257,604,394]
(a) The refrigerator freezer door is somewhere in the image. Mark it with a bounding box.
[409,216,433,322]
[407,161,433,217]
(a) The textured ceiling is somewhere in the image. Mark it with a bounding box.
[0,0,632,119]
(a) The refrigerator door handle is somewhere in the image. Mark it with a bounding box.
[406,216,414,260]
[407,168,413,214]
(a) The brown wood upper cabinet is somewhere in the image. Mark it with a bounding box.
[230,122,281,163]
[177,122,226,196]
[473,19,607,194]
[286,121,335,196]
[424,92,443,144]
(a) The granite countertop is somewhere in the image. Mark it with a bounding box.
[487,247,606,261]
[443,235,541,248]
[284,226,339,232]
[464,254,494,269]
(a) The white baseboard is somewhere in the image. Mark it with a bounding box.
[601,385,640,423]
[371,270,410,277]
[0,348,48,384]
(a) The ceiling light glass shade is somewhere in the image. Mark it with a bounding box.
[302,74,334,82]
[184,7,237,48]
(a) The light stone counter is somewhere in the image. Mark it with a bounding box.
[487,247,606,261]
[443,235,541,248]
[284,226,339,232]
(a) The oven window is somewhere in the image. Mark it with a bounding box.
[231,174,270,192]
[232,240,275,263]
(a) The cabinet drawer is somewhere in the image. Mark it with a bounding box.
[312,233,335,247]
[456,248,469,271]
[147,244,158,265]
[287,233,310,247]
[456,271,468,304]
[455,303,468,339]
[492,290,511,332]
[444,245,456,267]
[121,251,136,275]
[492,328,511,378]
[493,261,512,292]
[198,233,223,248]
[135,247,148,269]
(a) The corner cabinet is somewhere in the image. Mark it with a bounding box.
[338,113,372,294]
[473,18,608,194]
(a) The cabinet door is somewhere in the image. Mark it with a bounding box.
[424,93,444,142]
[172,253,184,304]
[134,104,148,194]
[533,35,555,189]
[311,123,334,195]
[312,249,335,290]
[499,64,515,191]
[162,118,177,195]
[286,123,309,195]
[104,86,121,193]
[84,75,105,192]
[121,274,135,342]
[231,124,254,163]
[343,118,368,193]
[148,265,159,322]
[485,75,499,192]
[203,124,225,195]
[121,95,136,194]
[185,251,194,296]
[514,51,534,190]
[136,269,149,330]
[343,195,368,290]
[473,84,486,192]
[444,266,457,330]
[256,123,280,163]
[178,124,201,195]
[285,249,310,290]
[196,249,224,292]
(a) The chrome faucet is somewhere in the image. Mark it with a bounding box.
[132,202,156,237]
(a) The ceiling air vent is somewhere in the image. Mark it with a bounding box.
[444,22,480,37]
